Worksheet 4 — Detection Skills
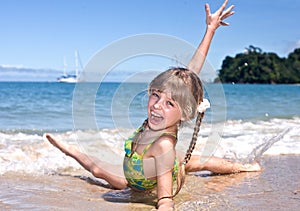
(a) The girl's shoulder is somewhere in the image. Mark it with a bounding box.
[149,133,177,155]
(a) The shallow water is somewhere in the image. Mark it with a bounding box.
[0,118,299,175]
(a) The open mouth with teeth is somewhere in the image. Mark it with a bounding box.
[149,111,163,125]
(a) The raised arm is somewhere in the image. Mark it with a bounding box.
[187,0,235,74]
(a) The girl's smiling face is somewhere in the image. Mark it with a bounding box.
[147,90,182,132]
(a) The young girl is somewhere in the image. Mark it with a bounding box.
[45,1,261,210]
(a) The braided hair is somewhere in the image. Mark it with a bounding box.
[130,119,149,158]
[173,111,205,197]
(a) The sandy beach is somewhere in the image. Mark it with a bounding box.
[1,155,299,211]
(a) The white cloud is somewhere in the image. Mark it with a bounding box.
[0,65,61,81]
[295,40,300,48]
[289,40,300,53]
[0,64,25,69]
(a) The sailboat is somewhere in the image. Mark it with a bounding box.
[57,50,81,83]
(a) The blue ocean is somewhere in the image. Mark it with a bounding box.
[0,82,299,174]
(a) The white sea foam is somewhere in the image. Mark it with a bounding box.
[0,117,299,175]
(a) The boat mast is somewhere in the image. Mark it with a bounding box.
[63,56,67,76]
[75,50,79,77]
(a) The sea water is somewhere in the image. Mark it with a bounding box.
[0,82,299,175]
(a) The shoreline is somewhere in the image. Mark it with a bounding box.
[1,154,299,210]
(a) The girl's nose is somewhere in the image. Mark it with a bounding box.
[153,101,162,109]
[154,103,160,109]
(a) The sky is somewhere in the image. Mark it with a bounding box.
[0,0,299,81]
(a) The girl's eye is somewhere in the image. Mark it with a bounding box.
[167,101,174,107]
[152,92,159,98]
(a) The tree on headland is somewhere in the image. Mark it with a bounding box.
[216,46,300,84]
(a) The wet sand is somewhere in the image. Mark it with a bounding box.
[1,155,299,211]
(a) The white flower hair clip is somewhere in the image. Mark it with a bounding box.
[197,99,210,113]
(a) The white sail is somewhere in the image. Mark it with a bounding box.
[57,50,81,83]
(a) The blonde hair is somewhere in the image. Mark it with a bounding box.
[148,67,205,197]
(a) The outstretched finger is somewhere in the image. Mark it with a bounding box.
[217,0,229,15]
[220,21,230,26]
[223,5,235,15]
[221,10,235,21]
[205,3,211,18]
[221,5,235,18]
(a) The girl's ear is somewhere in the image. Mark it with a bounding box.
[177,120,182,128]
